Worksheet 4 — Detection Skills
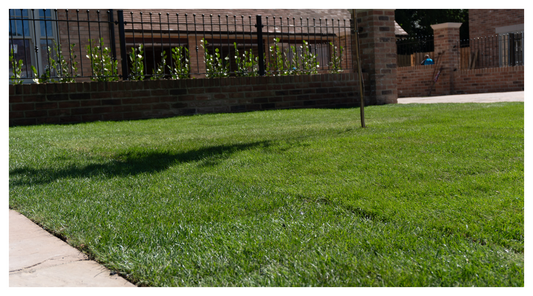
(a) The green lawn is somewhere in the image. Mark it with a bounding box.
[9,102,524,286]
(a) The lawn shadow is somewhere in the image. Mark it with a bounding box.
[10,141,271,186]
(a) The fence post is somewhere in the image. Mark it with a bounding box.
[355,9,398,105]
[117,10,129,80]
[255,15,265,76]
[430,22,462,95]
[109,9,117,61]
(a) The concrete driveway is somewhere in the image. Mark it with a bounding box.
[398,91,524,104]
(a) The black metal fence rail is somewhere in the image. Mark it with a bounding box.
[395,31,525,69]
[9,9,353,84]
[459,32,524,69]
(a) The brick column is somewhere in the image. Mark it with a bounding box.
[430,23,462,95]
[356,9,397,104]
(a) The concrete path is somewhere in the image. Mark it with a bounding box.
[398,91,524,104]
[9,210,135,287]
[8,90,524,287]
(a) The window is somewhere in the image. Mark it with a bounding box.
[9,9,58,83]
[496,24,524,67]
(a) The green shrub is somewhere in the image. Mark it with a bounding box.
[129,44,145,81]
[151,50,167,80]
[86,38,119,82]
[328,42,344,74]
[300,40,319,75]
[168,46,190,79]
[30,41,78,84]
[234,43,258,77]
[201,39,229,78]
[9,48,23,85]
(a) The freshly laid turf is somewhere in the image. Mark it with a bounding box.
[9,102,523,286]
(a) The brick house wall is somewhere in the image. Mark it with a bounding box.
[469,9,524,38]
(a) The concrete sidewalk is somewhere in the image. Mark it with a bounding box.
[398,91,524,104]
[8,90,524,287]
[9,210,135,287]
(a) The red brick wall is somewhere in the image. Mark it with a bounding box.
[397,65,436,97]
[454,66,524,94]
[9,74,360,126]
[397,65,524,97]
[469,9,524,38]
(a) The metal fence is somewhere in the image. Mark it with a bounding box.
[395,31,525,69]
[459,32,524,69]
[396,35,434,67]
[9,9,353,84]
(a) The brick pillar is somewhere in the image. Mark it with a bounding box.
[430,23,462,95]
[188,36,206,78]
[356,9,397,104]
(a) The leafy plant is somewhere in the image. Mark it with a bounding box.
[151,50,167,80]
[286,45,302,75]
[31,65,53,84]
[201,39,229,78]
[266,38,289,76]
[129,44,145,81]
[234,43,258,77]
[168,46,190,79]
[31,43,58,84]
[300,40,319,75]
[55,42,78,83]
[30,42,79,84]
[86,38,119,82]
[328,42,344,74]
[9,47,24,85]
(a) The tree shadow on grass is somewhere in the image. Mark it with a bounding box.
[10,141,271,186]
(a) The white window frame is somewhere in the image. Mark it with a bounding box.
[9,9,59,83]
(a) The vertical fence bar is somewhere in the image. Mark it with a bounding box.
[248,15,252,69]
[76,10,84,77]
[158,12,164,77]
[325,18,329,72]
[266,16,270,74]
[166,13,171,76]
[150,12,156,78]
[130,12,136,78]
[52,9,64,78]
[86,10,96,79]
[226,15,230,75]
[109,10,117,62]
[193,14,199,76]
[31,10,41,77]
[42,10,51,77]
[97,10,106,79]
[9,10,15,81]
[64,10,74,78]
[117,10,128,80]
[255,15,265,76]
[140,12,147,78]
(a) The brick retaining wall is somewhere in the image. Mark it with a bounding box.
[9,73,360,126]
[397,65,524,97]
